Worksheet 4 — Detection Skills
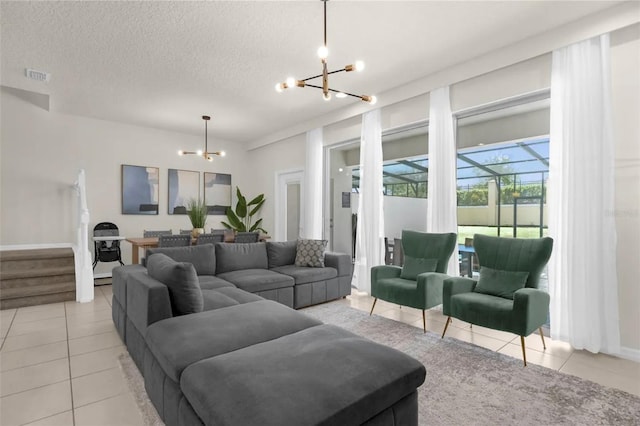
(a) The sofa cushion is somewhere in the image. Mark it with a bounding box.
[147,253,203,316]
[217,269,294,293]
[197,275,236,290]
[474,266,529,299]
[266,240,297,268]
[270,265,337,285]
[145,300,322,383]
[215,242,268,274]
[201,287,263,311]
[181,324,426,426]
[450,292,515,331]
[146,244,215,276]
[400,256,438,280]
[295,239,327,267]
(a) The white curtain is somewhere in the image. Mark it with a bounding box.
[548,34,620,354]
[303,127,323,239]
[427,86,460,276]
[353,109,385,293]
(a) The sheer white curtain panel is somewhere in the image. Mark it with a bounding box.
[548,33,620,354]
[353,109,385,294]
[427,86,460,276]
[303,127,324,239]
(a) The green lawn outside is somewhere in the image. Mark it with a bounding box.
[457,225,549,244]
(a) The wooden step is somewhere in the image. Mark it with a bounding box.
[1,265,76,281]
[1,276,75,299]
[1,291,76,310]
[1,248,74,261]
[0,248,76,309]
[1,249,75,272]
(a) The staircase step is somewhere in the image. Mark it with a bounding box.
[1,276,76,298]
[1,291,76,310]
[0,248,77,310]
[2,249,75,272]
[1,265,76,281]
[1,248,74,261]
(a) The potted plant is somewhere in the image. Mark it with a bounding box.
[222,187,267,234]
[187,198,208,238]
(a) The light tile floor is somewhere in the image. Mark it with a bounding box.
[0,286,638,425]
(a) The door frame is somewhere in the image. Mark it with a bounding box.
[274,169,304,242]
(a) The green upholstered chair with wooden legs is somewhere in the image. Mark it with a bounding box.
[441,234,553,366]
[370,230,457,332]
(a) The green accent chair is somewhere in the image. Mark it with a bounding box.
[370,230,457,332]
[441,234,553,366]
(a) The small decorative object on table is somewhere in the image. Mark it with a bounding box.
[187,198,208,238]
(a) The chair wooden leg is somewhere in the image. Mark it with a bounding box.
[422,310,426,333]
[441,316,451,338]
[539,327,547,350]
[369,298,377,316]
[520,336,527,367]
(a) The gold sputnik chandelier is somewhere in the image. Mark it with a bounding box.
[178,115,225,162]
[275,0,377,104]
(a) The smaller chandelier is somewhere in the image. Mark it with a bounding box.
[178,115,225,162]
[275,0,377,104]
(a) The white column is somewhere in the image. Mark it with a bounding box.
[303,128,324,239]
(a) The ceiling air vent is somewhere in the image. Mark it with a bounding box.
[25,68,51,82]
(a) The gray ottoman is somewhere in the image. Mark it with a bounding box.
[181,324,426,425]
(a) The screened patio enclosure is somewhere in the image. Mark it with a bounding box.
[352,136,550,240]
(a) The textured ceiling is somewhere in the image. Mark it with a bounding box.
[0,1,620,144]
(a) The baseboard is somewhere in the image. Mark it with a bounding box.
[618,346,640,363]
[93,272,112,279]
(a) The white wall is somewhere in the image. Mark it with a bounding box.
[0,90,249,274]
[244,133,306,238]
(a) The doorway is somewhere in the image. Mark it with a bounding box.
[275,170,304,242]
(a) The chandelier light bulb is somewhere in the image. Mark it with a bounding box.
[355,61,365,72]
[275,83,284,93]
[219,151,226,157]
[317,45,329,59]
[369,95,377,105]
[336,92,347,99]
[286,77,296,89]
[323,92,331,101]
[196,150,203,156]
[178,150,184,156]
[207,156,213,162]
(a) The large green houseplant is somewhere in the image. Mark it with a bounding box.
[187,198,208,237]
[222,187,267,233]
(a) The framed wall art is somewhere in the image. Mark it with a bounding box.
[168,169,200,215]
[121,164,159,215]
[204,172,231,215]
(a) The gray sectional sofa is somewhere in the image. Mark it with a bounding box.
[111,242,427,425]
[112,241,352,342]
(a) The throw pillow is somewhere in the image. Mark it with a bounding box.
[400,256,438,280]
[147,253,204,315]
[295,239,327,267]
[474,266,530,299]
[266,240,298,268]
